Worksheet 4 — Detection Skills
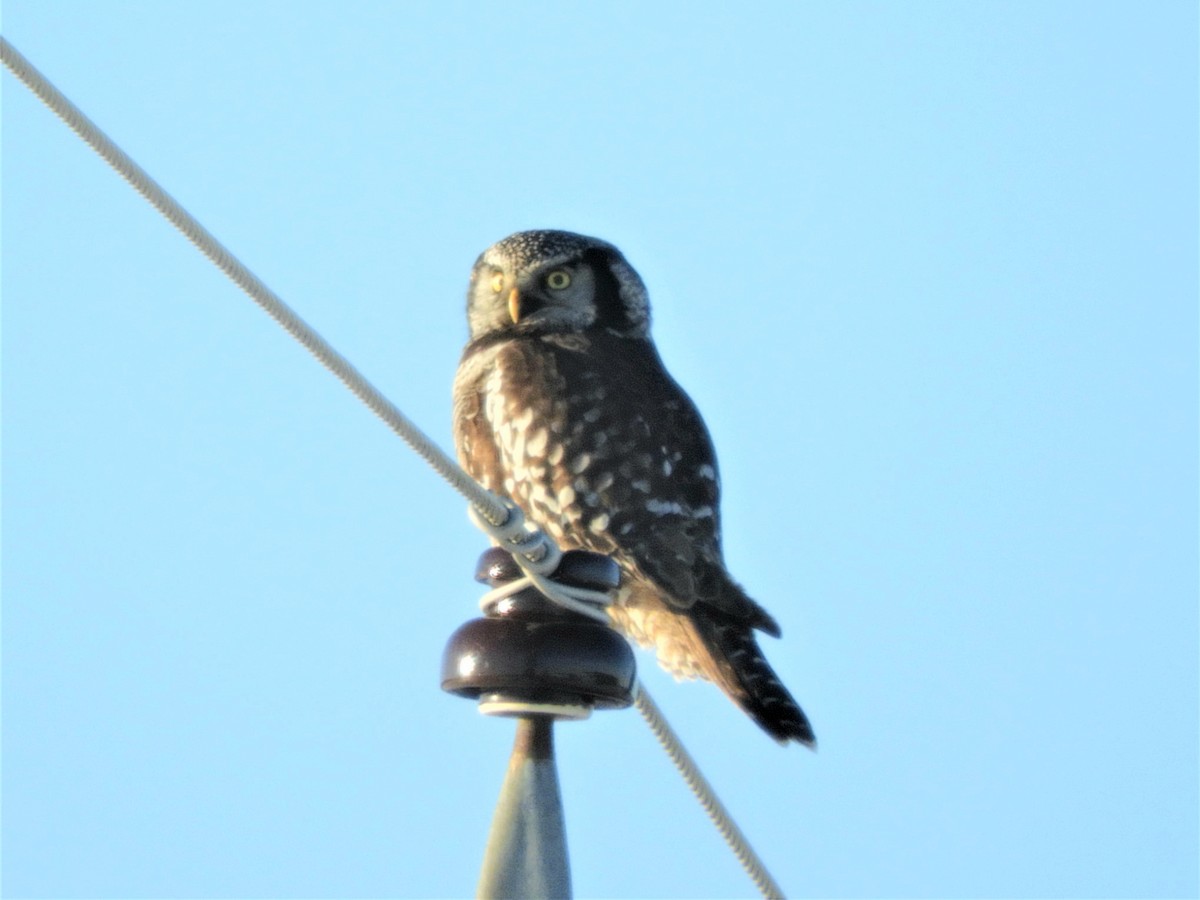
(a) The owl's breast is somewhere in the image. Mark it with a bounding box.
[455,338,603,548]
[456,332,722,571]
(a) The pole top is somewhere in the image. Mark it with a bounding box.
[442,549,636,718]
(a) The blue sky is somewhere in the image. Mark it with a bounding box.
[3,3,1196,898]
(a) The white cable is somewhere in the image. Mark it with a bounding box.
[468,505,610,623]
[635,685,786,900]
[0,34,554,584]
[1,36,787,900]
[6,38,499,521]
[477,574,611,622]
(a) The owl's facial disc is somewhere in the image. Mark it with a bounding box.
[509,265,580,325]
[466,231,651,340]
[492,260,594,332]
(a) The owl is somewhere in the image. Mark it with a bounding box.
[453,230,814,746]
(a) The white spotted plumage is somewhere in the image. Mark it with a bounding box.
[452,229,815,745]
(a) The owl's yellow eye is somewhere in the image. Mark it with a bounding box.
[545,269,572,290]
[490,273,505,294]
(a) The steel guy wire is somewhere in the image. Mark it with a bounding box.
[635,685,785,899]
[2,35,788,900]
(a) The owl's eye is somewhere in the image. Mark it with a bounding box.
[490,273,505,294]
[545,270,572,290]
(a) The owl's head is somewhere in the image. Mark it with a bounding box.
[466,230,650,340]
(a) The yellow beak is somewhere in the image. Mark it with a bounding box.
[508,287,521,324]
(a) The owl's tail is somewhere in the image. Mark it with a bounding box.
[691,612,816,748]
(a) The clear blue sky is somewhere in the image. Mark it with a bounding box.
[3,3,1196,898]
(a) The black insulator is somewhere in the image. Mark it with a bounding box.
[442,549,636,715]
[475,546,620,591]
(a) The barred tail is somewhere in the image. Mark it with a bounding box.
[692,613,816,747]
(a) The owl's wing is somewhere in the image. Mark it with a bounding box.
[451,361,502,495]
[557,334,781,637]
[606,414,782,638]
[455,333,778,636]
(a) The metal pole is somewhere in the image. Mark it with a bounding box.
[442,548,634,899]
[477,716,570,899]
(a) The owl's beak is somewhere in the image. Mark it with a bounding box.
[508,287,521,324]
